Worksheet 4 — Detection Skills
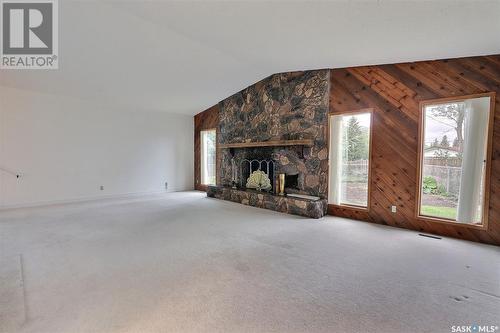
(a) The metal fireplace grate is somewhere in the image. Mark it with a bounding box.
[239,159,276,191]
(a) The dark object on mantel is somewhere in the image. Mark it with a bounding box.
[218,139,313,149]
[206,185,327,219]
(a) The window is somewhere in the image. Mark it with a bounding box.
[201,129,216,185]
[418,95,493,226]
[329,111,372,208]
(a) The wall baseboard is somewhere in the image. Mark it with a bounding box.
[0,188,190,210]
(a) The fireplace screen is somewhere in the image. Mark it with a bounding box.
[239,159,276,192]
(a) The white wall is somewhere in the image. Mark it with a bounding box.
[0,87,194,208]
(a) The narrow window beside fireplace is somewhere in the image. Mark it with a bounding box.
[201,129,216,185]
[329,111,372,208]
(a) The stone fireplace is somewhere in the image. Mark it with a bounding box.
[207,69,330,218]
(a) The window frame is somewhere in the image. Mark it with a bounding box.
[200,128,217,186]
[328,108,374,212]
[416,92,496,230]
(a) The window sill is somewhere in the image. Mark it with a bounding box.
[329,203,369,212]
[417,214,487,230]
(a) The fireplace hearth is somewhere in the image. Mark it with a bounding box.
[207,185,327,218]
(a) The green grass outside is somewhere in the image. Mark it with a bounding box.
[421,205,457,220]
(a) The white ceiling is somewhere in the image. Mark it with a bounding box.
[1,0,499,115]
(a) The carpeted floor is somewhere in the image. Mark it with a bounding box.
[1,191,499,333]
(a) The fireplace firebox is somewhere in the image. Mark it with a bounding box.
[285,174,299,191]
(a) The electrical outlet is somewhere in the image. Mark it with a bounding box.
[165,182,168,190]
[391,205,397,213]
[100,185,104,191]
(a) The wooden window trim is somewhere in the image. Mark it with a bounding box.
[200,128,217,187]
[416,92,496,230]
[327,108,374,213]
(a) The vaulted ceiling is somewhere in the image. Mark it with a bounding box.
[1,0,499,115]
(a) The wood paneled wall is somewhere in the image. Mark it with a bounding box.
[194,104,219,191]
[329,55,500,245]
[194,54,500,245]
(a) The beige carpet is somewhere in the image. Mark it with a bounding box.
[1,191,499,333]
